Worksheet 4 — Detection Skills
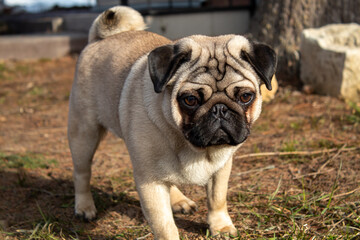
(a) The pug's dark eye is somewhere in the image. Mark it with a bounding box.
[183,95,198,107]
[239,92,254,104]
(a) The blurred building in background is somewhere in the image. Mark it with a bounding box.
[0,0,257,59]
[95,0,256,39]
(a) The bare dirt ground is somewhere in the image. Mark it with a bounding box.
[0,56,359,239]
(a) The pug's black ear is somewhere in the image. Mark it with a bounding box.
[148,44,191,93]
[241,42,277,91]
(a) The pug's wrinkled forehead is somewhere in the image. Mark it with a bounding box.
[175,35,260,95]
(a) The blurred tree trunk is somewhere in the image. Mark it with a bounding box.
[249,0,360,88]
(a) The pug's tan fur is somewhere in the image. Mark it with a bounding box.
[68,7,276,240]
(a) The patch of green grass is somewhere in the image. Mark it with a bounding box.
[289,120,305,131]
[63,91,71,101]
[253,122,270,132]
[309,115,326,130]
[0,96,5,104]
[238,191,253,203]
[1,202,82,240]
[0,152,58,169]
[280,140,299,152]
[0,62,33,81]
[346,102,360,124]
[15,64,33,76]
[307,139,339,149]
[252,144,261,154]
[39,58,51,63]
[60,198,75,209]
[28,86,47,97]
[112,227,151,239]
[234,181,360,239]
[0,62,11,81]
[0,63,6,74]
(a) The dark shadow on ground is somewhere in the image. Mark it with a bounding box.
[0,169,208,239]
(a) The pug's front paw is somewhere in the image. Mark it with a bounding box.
[75,192,97,221]
[208,211,238,238]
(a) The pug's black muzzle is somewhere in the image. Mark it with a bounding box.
[183,104,250,148]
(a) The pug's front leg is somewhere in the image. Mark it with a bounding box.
[206,158,238,237]
[136,181,179,240]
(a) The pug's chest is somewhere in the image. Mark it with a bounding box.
[171,147,236,186]
[180,159,226,186]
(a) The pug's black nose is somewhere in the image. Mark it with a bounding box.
[211,104,229,119]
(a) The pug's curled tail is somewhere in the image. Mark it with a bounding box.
[88,6,146,43]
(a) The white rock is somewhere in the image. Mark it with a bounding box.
[300,23,360,102]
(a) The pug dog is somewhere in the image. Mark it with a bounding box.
[68,6,277,239]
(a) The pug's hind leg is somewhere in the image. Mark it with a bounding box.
[170,185,198,214]
[68,114,106,221]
